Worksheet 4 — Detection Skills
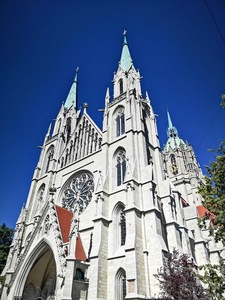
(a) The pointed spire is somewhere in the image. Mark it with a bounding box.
[105,87,110,106]
[119,30,133,72]
[166,108,178,138]
[167,109,173,129]
[146,91,150,104]
[64,67,79,110]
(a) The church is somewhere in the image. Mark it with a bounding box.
[1,33,223,300]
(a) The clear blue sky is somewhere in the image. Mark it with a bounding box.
[0,0,224,229]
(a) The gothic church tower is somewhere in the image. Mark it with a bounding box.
[1,33,223,300]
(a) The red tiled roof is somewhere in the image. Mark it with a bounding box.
[55,205,87,261]
[75,233,87,261]
[196,205,212,219]
[55,205,73,243]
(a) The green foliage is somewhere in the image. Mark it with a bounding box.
[154,249,210,300]
[198,141,225,245]
[197,98,225,299]
[221,94,225,109]
[0,276,5,285]
[0,223,13,274]
[199,259,225,300]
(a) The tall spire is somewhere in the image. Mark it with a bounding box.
[165,109,185,150]
[64,67,79,110]
[119,30,133,72]
[166,109,178,138]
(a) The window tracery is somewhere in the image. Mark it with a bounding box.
[60,118,102,168]
[116,108,125,137]
[116,149,126,186]
[45,146,54,173]
[62,172,94,214]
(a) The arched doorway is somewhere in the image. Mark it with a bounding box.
[22,246,56,300]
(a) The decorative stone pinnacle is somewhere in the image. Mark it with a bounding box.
[83,102,88,108]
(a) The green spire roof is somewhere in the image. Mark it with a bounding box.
[119,30,133,72]
[165,109,185,151]
[167,109,178,138]
[64,67,78,110]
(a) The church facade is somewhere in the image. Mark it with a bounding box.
[1,34,223,300]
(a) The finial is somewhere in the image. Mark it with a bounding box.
[83,102,88,113]
[74,66,79,82]
[123,29,127,36]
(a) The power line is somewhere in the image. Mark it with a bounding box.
[204,0,225,46]
[196,105,223,151]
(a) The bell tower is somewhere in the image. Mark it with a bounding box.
[162,109,204,205]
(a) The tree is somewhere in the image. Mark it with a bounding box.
[197,97,225,300]
[198,140,225,245]
[198,260,225,300]
[154,249,210,300]
[0,223,13,274]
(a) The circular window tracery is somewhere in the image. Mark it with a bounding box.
[62,172,94,214]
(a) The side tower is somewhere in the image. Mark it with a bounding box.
[162,109,204,205]
[99,32,197,298]
[162,110,223,266]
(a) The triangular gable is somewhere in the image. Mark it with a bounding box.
[80,111,102,136]
[55,205,73,243]
[59,111,103,165]
[75,233,87,261]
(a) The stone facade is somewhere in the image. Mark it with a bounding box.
[1,33,224,300]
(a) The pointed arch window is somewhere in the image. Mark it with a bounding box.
[119,79,123,94]
[120,209,126,246]
[45,146,54,173]
[33,184,45,217]
[116,108,125,137]
[170,154,178,175]
[66,117,72,142]
[116,149,126,186]
[113,203,126,251]
[115,268,126,300]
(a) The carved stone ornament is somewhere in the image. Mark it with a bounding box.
[62,172,94,214]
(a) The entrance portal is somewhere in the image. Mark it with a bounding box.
[22,246,56,300]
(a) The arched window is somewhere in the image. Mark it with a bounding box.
[75,268,84,281]
[116,149,126,186]
[119,79,123,94]
[113,203,126,251]
[116,108,125,137]
[120,209,126,246]
[115,268,126,300]
[33,184,45,217]
[66,117,72,142]
[170,154,178,175]
[45,146,54,173]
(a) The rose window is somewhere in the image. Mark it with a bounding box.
[62,172,94,214]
